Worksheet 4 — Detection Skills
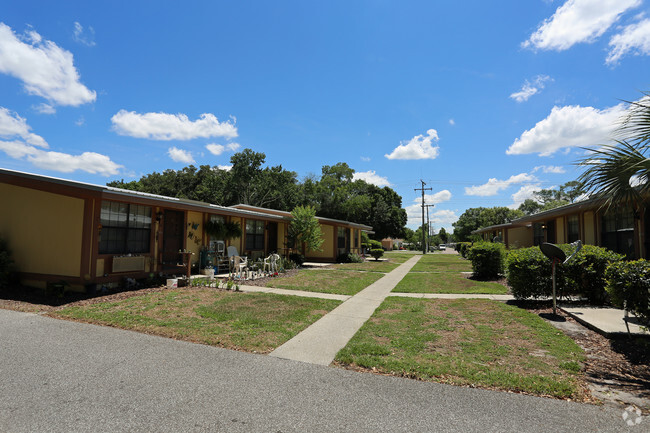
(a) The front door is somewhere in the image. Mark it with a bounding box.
[267,222,278,253]
[162,210,184,265]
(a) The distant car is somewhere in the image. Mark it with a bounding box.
[439,244,446,250]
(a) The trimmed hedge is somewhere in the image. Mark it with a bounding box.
[370,249,384,261]
[505,244,623,303]
[605,260,650,326]
[467,242,505,279]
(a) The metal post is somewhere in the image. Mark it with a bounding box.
[414,180,432,255]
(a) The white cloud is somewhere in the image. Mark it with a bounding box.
[217,164,232,171]
[506,104,625,156]
[465,173,536,196]
[0,107,48,147]
[353,170,391,187]
[449,119,455,126]
[75,116,85,126]
[431,209,458,228]
[0,23,96,106]
[167,146,195,164]
[360,156,371,162]
[533,165,566,174]
[606,17,650,65]
[112,110,238,141]
[385,129,440,160]
[0,107,120,175]
[206,142,240,156]
[72,22,96,47]
[414,190,452,205]
[206,143,225,155]
[33,103,56,115]
[509,184,544,208]
[28,151,121,175]
[522,0,641,51]
[510,75,552,102]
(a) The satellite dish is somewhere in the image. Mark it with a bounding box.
[540,242,566,263]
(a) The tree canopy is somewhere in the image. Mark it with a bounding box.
[517,181,586,216]
[107,149,407,239]
[452,207,523,242]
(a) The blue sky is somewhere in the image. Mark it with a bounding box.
[2,1,650,232]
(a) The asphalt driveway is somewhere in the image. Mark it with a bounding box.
[0,309,633,432]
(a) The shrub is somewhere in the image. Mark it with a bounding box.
[506,244,623,302]
[370,249,384,261]
[563,245,624,304]
[457,242,472,258]
[289,253,305,266]
[605,260,650,326]
[368,239,383,250]
[337,252,364,263]
[467,242,505,279]
[0,237,16,289]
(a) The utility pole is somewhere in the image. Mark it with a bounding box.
[414,180,432,254]
[425,204,435,251]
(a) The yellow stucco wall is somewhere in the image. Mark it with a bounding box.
[555,217,565,244]
[0,183,84,277]
[277,222,286,251]
[187,211,203,264]
[309,224,334,258]
[584,211,595,245]
[508,226,531,249]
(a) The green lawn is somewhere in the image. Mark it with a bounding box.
[393,272,508,294]
[410,254,472,273]
[330,260,399,273]
[50,289,340,353]
[266,269,384,295]
[335,298,586,399]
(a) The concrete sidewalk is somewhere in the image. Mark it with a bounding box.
[561,306,649,337]
[269,255,422,366]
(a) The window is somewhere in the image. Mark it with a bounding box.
[601,208,635,258]
[245,219,265,250]
[337,227,347,249]
[99,201,151,254]
[567,215,580,243]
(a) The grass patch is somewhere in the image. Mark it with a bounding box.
[266,269,384,295]
[330,261,399,273]
[411,254,472,273]
[393,273,508,294]
[335,298,586,399]
[382,252,417,263]
[50,288,340,353]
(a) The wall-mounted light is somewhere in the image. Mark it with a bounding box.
[541,224,547,230]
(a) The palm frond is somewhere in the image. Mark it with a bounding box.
[616,92,650,147]
[576,140,650,211]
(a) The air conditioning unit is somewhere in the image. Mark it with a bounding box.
[112,256,146,273]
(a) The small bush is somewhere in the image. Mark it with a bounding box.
[605,260,650,326]
[370,249,384,261]
[563,245,624,304]
[289,253,305,266]
[467,242,505,280]
[337,252,364,263]
[457,242,472,258]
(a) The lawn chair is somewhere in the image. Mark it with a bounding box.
[230,254,249,279]
[263,253,280,274]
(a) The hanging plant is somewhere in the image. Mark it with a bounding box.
[204,219,242,241]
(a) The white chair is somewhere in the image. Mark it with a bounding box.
[263,253,280,274]
[230,255,248,279]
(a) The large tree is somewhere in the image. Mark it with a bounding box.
[452,207,523,242]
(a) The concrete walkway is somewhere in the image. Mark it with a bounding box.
[269,255,422,366]
[561,306,649,337]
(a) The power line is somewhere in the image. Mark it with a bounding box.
[414,180,432,254]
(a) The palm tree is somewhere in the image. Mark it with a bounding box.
[577,93,650,210]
